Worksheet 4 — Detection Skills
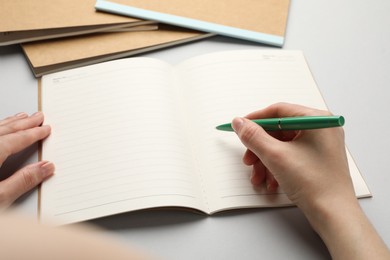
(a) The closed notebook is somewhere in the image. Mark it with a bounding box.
[0,0,154,46]
[95,0,290,46]
[22,25,213,77]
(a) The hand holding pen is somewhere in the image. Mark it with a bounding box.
[224,102,350,198]
[229,102,390,259]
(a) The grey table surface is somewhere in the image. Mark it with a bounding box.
[1,1,390,259]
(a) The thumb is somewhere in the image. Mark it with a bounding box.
[232,117,277,156]
[0,161,54,208]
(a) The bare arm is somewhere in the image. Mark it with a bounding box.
[232,102,390,259]
[0,211,151,259]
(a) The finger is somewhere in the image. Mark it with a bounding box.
[0,161,54,208]
[0,112,45,136]
[266,170,279,192]
[268,129,301,142]
[245,102,331,120]
[250,161,266,186]
[243,149,259,165]
[0,125,51,162]
[264,130,297,142]
[0,112,28,126]
[232,117,280,156]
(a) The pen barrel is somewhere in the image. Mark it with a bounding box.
[216,115,345,131]
[252,118,281,130]
[278,116,344,130]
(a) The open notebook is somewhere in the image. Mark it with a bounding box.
[39,50,370,225]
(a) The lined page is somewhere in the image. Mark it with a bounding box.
[40,58,204,225]
[176,50,370,213]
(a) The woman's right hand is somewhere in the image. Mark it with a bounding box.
[231,102,355,212]
[232,102,390,259]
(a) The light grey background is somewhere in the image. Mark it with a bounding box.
[1,1,389,259]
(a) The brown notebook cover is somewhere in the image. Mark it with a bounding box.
[22,25,214,77]
[96,0,290,46]
[0,0,154,46]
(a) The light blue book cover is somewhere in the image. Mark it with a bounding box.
[95,0,290,47]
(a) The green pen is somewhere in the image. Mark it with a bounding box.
[216,115,345,131]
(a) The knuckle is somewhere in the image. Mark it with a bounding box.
[319,110,333,116]
[308,108,332,116]
[261,141,288,166]
[21,167,40,190]
[3,124,20,134]
[274,102,289,108]
[3,124,14,132]
[266,146,285,164]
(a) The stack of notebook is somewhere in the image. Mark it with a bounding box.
[1,0,291,77]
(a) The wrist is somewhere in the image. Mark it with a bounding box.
[299,195,390,259]
[300,194,361,236]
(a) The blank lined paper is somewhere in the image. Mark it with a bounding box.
[176,50,369,212]
[41,58,204,224]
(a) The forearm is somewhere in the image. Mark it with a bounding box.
[302,197,390,260]
[0,212,152,260]
[233,103,389,258]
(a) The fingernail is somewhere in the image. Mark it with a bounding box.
[15,112,28,118]
[40,161,55,179]
[232,117,244,133]
[32,111,43,117]
[41,125,51,131]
